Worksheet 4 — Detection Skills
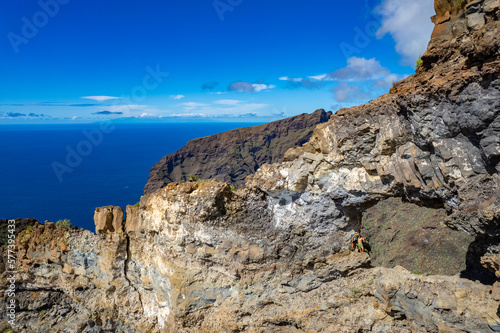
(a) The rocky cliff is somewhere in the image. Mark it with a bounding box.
[1,0,500,332]
[144,109,332,194]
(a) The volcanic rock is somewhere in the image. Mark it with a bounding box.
[144,109,332,194]
[1,0,499,332]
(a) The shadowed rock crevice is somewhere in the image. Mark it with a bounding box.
[124,233,144,311]
[464,235,500,284]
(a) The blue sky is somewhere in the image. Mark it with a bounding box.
[0,0,435,123]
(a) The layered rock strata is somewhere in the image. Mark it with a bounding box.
[1,0,500,332]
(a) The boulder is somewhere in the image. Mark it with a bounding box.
[94,206,124,234]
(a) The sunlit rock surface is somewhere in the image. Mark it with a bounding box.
[1,0,499,331]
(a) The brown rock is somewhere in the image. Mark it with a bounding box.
[3,1,500,332]
[484,0,500,13]
[492,282,500,301]
[481,254,500,278]
[437,10,451,24]
[94,206,124,234]
[125,204,141,234]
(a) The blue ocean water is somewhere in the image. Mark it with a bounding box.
[0,122,263,231]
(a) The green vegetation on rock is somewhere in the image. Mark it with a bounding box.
[56,219,73,229]
[415,55,423,69]
[0,320,13,333]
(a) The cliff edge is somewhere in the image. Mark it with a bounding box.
[144,109,332,194]
[1,0,499,332]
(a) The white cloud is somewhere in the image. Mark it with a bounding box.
[202,103,269,114]
[180,102,208,110]
[333,82,371,102]
[108,104,147,113]
[100,100,270,119]
[217,103,268,113]
[214,99,241,105]
[376,0,435,65]
[169,101,269,118]
[139,113,157,118]
[160,112,258,119]
[279,76,303,82]
[170,94,185,100]
[307,74,331,81]
[279,76,323,89]
[328,57,389,81]
[374,73,409,88]
[165,113,207,118]
[253,83,276,92]
[304,57,410,87]
[228,81,276,92]
[181,102,206,107]
[81,96,120,102]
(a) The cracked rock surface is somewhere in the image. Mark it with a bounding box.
[1,0,500,332]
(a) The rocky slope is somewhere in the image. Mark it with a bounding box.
[0,218,38,275]
[0,218,38,247]
[1,0,500,332]
[144,109,332,194]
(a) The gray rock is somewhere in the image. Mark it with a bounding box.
[468,12,486,29]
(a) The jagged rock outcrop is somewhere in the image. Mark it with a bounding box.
[144,109,332,194]
[246,0,500,281]
[94,206,124,234]
[2,196,500,332]
[1,0,500,332]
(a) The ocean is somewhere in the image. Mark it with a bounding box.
[0,122,263,232]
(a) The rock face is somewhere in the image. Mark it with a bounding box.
[144,109,332,194]
[0,218,38,247]
[2,206,500,332]
[246,0,500,281]
[361,197,474,275]
[1,0,500,332]
[94,206,124,234]
[0,218,38,274]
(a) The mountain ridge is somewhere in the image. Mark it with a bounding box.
[144,109,332,194]
[1,0,499,331]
